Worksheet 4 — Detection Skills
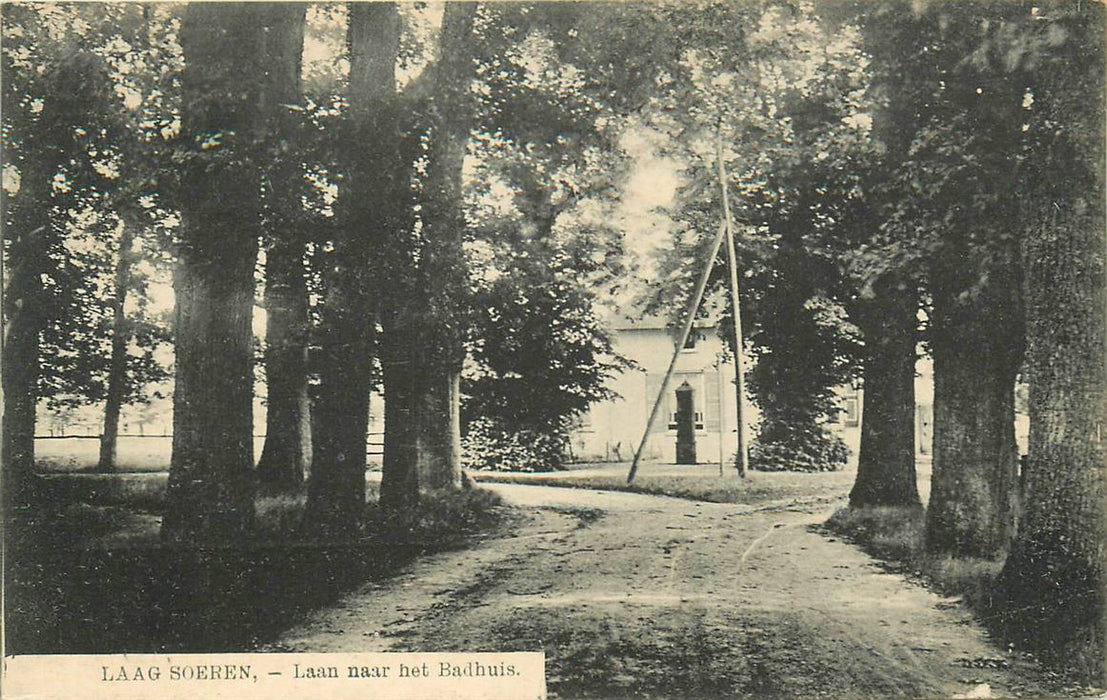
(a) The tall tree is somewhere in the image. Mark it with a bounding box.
[463,155,627,470]
[410,1,479,492]
[997,2,1106,683]
[378,2,480,508]
[847,278,921,507]
[162,3,274,543]
[95,4,178,472]
[256,4,310,492]
[885,4,1028,558]
[841,3,1026,546]
[305,2,402,532]
[2,4,126,511]
[741,181,863,473]
[97,220,136,471]
[842,3,928,508]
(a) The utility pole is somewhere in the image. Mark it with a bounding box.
[717,133,748,478]
[716,359,726,476]
[626,135,750,483]
[626,220,729,484]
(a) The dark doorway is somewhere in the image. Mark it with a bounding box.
[675,381,697,464]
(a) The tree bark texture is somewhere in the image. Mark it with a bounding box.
[3,44,115,518]
[417,372,463,491]
[304,3,402,534]
[256,3,310,491]
[999,200,1106,681]
[162,3,272,543]
[925,253,1023,558]
[409,1,479,492]
[97,222,136,472]
[379,332,421,511]
[257,237,311,490]
[849,279,920,507]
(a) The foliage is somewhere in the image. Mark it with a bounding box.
[463,234,627,467]
[747,425,850,473]
[38,208,172,413]
[462,417,567,472]
[457,4,641,470]
[3,3,176,419]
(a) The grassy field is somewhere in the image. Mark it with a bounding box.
[473,461,862,507]
[34,437,879,512]
[35,435,241,472]
[34,435,384,473]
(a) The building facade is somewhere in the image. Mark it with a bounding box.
[569,318,747,464]
[569,321,952,466]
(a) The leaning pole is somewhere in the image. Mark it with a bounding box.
[626,220,729,484]
[626,137,749,484]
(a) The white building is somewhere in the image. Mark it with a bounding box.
[569,320,949,466]
[569,317,748,464]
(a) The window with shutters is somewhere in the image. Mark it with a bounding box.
[682,330,704,351]
[644,373,667,433]
[646,372,707,430]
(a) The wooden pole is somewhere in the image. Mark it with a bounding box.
[626,219,729,484]
[717,134,748,478]
[716,358,726,476]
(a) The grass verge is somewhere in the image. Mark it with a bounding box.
[822,505,1098,695]
[473,468,854,507]
[822,506,1001,609]
[5,482,512,654]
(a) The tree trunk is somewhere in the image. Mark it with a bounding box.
[162,3,271,543]
[849,280,920,507]
[3,150,64,519]
[379,332,420,511]
[256,237,311,490]
[256,3,309,492]
[303,3,402,535]
[98,222,136,472]
[2,225,46,519]
[925,260,1023,558]
[999,198,1106,682]
[303,321,372,536]
[416,371,463,490]
[408,2,478,492]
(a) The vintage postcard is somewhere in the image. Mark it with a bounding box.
[3,2,1103,698]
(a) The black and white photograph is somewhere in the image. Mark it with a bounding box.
[2,1,1104,698]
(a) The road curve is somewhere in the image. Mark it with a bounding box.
[273,483,1051,699]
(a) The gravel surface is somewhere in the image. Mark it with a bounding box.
[271,482,1051,699]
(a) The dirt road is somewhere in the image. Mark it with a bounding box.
[272,484,1050,698]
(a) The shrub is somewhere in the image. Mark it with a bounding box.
[462,417,567,472]
[748,425,850,472]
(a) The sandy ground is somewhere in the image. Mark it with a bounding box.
[270,481,1050,699]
